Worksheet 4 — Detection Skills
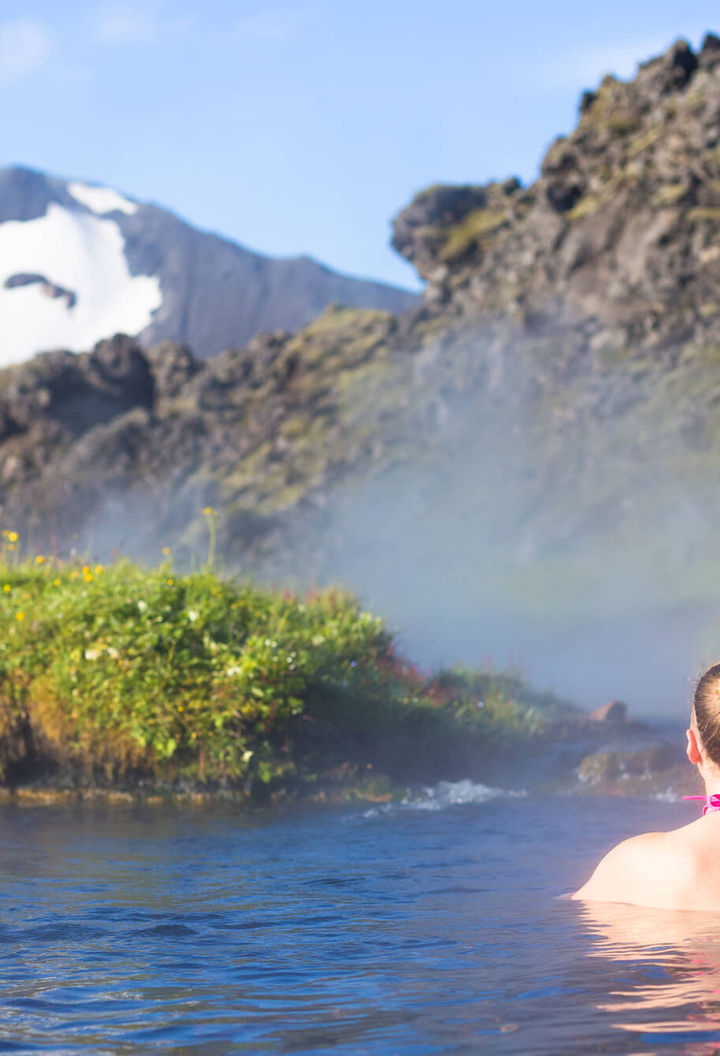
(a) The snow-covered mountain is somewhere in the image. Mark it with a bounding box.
[0,166,419,366]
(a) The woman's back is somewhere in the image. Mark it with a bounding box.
[573,815,720,911]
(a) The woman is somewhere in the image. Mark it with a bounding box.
[573,663,720,910]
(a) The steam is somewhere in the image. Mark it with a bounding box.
[258,340,720,718]
[62,326,720,720]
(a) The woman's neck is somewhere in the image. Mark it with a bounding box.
[702,768,720,796]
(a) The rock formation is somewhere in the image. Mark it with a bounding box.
[4,33,720,649]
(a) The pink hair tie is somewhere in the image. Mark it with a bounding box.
[683,794,720,815]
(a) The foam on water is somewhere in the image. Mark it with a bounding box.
[362,779,526,817]
[403,779,527,811]
[652,788,683,803]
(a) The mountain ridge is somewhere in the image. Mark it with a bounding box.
[0,164,418,365]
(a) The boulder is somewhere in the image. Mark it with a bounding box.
[577,738,677,783]
[588,700,628,723]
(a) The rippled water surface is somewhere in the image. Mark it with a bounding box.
[0,786,716,1054]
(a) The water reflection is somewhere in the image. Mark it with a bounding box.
[579,900,720,1052]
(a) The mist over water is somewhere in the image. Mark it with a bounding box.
[73,327,720,720]
[301,471,714,718]
[274,352,720,718]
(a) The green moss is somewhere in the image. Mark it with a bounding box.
[567,195,601,221]
[654,183,688,207]
[439,209,508,263]
[610,168,641,191]
[279,413,313,441]
[684,88,707,115]
[627,127,661,157]
[543,137,570,167]
[704,149,720,175]
[606,114,642,136]
[416,315,453,344]
[594,342,631,368]
[687,207,720,222]
[695,344,720,366]
[302,305,392,337]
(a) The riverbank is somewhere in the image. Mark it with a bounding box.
[0,540,582,803]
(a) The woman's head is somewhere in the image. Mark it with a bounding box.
[690,663,720,769]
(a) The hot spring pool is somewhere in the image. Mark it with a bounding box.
[0,786,713,1054]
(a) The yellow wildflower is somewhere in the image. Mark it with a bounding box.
[95,564,103,575]
[167,578,174,586]
[35,555,45,565]
[84,572,94,583]
[7,544,14,552]
[203,506,216,516]
[161,546,171,556]
[177,705,184,712]
[53,579,60,587]
[15,612,24,622]
[7,531,18,543]
[2,584,9,594]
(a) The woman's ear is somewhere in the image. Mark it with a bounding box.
[687,727,702,766]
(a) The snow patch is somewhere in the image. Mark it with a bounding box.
[68,182,138,216]
[0,204,161,366]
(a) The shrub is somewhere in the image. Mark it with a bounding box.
[0,535,571,796]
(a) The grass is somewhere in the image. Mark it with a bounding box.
[567,195,601,222]
[0,528,572,800]
[606,115,642,136]
[687,207,720,222]
[627,127,661,157]
[654,184,688,207]
[439,209,508,263]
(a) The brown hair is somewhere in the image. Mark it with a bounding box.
[693,663,720,765]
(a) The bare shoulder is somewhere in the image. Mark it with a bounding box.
[572,828,694,907]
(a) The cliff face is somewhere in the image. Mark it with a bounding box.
[393,34,720,353]
[5,37,720,692]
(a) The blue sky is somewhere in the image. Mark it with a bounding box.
[2,2,719,289]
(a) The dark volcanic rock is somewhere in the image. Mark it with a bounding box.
[0,335,153,442]
[390,34,720,350]
[700,32,720,69]
[4,273,77,309]
[7,36,720,592]
[144,341,200,403]
[577,739,678,783]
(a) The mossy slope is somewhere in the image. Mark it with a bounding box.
[0,550,574,799]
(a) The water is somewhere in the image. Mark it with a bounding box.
[0,786,716,1054]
